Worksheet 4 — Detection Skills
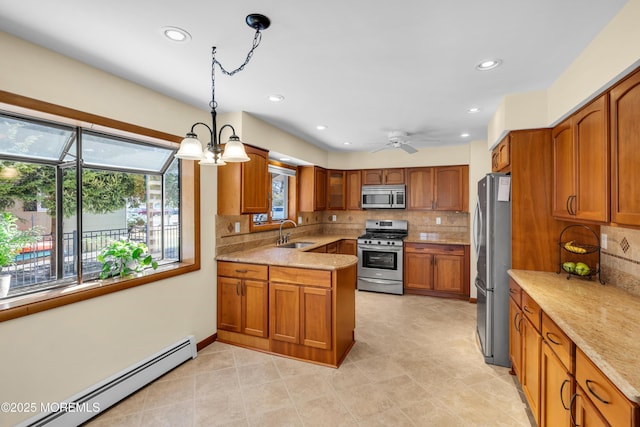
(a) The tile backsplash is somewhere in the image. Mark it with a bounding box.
[601,225,640,296]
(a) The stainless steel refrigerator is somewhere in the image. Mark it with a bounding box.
[473,173,512,367]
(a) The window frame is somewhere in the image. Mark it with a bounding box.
[0,90,201,322]
[249,160,298,232]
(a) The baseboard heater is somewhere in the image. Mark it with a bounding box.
[18,335,197,427]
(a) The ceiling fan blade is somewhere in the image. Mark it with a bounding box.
[399,144,418,154]
[370,144,391,153]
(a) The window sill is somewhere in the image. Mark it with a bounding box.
[0,262,199,322]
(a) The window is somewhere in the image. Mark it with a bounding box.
[252,163,297,226]
[0,110,183,299]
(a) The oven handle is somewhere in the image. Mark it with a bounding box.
[357,244,404,252]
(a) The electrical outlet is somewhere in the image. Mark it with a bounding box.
[298,216,303,225]
[234,222,240,233]
[601,233,607,250]
[332,215,337,222]
[436,217,441,225]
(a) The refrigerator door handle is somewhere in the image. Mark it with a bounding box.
[473,200,480,256]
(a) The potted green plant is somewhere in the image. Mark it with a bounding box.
[0,212,41,298]
[97,237,158,280]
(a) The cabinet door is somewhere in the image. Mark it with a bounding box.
[327,170,345,210]
[217,276,242,333]
[270,283,300,344]
[497,137,511,171]
[573,95,609,222]
[522,317,542,426]
[362,169,384,185]
[611,69,640,226]
[407,167,434,210]
[242,280,268,338]
[509,297,523,380]
[573,386,609,427]
[434,166,467,211]
[384,168,405,184]
[404,252,433,290]
[300,287,332,349]
[433,254,464,293]
[241,146,270,213]
[552,119,575,219]
[345,170,362,210]
[540,342,572,427]
[314,167,327,211]
[337,239,357,256]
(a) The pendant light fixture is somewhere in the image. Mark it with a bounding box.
[175,13,271,165]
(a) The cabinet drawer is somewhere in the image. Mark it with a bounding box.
[217,261,268,281]
[576,348,636,427]
[509,279,522,307]
[270,266,332,288]
[542,312,574,373]
[522,292,541,332]
[405,243,464,256]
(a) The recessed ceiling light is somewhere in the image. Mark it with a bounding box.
[279,157,291,161]
[316,125,327,131]
[162,26,191,42]
[461,132,470,138]
[268,94,284,102]
[343,142,351,145]
[476,59,502,71]
[467,107,480,113]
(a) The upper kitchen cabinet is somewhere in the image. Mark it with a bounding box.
[362,168,405,185]
[345,170,361,210]
[406,165,468,211]
[299,166,327,212]
[610,68,640,227]
[218,145,270,215]
[492,135,511,173]
[326,170,346,210]
[552,94,609,223]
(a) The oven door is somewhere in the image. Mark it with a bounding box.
[357,244,403,282]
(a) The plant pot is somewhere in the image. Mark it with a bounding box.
[0,273,10,298]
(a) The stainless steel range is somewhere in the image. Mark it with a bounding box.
[357,219,408,295]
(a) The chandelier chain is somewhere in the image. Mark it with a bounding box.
[210,30,263,110]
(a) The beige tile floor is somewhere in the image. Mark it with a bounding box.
[86,291,534,426]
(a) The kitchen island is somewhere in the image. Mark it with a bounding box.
[216,236,358,368]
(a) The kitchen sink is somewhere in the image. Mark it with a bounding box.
[278,241,315,249]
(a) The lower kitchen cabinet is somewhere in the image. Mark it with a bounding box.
[509,290,523,380]
[337,239,357,256]
[404,243,469,299]
[522,311,542,425]
[540,341,573,427]
[217,262,269,341]
[572,385,609,427]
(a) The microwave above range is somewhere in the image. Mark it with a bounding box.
[361,185,406,209]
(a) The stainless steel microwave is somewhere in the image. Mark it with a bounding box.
[361,185,406,209]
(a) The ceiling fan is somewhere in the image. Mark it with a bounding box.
[369,131,437,154]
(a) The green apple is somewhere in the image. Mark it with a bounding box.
[562,262,576,273]
[574,262,591,276]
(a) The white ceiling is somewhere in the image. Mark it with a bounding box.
[0,0,629,154]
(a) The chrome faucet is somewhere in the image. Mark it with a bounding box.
[277,219,297,245]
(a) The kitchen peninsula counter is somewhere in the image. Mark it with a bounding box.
[508,269,640,403]
[216,235,358,270]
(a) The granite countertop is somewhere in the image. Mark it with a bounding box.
[405,231,470,245]
[508,269,640,403]
[216,235,358,271]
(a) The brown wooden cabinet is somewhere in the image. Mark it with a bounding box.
[404,243,469,299]
[540,341,572,427]
[610,68,640,227]
[509,295,523,380]
[362,168,405,185]
[217,262,269,339]
[299,166,327,212]
[573,385,609,427]
[327,170,346,210]
[345,170,362,210]
[492,135,511,172]
[406,166,468,211]
[217,145,270,215]
[521,292,542,426]
[552,94,609,222]
[337,239,357,256]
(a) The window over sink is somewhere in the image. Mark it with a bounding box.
[251,163,297,229]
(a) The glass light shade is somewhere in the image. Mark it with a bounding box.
[199,149,226,166]
[175,135,205,160]
[221,136,250,162]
